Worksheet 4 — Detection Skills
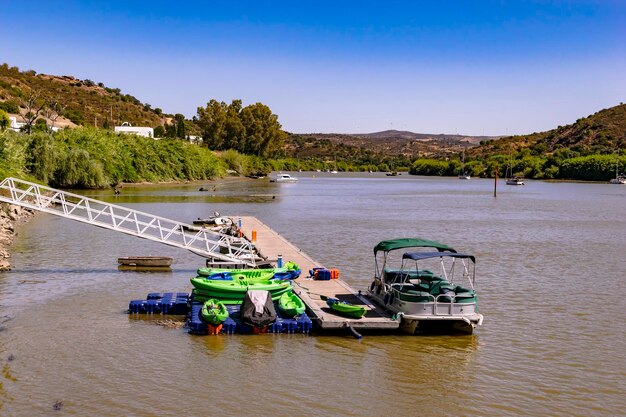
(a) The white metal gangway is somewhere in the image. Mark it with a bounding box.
[0,177,259,266]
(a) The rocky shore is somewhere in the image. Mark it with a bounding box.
[0,203,34,271]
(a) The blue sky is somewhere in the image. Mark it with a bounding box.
[1,0,624,135]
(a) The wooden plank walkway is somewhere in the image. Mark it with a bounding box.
[238,216,398,330]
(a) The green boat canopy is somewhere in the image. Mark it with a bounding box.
[374,238,456,254]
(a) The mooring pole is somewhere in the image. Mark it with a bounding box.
[494,164,499,198]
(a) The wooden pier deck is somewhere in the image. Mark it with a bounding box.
[238,216,398,331]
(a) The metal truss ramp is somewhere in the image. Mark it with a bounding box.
[0,177,258,266]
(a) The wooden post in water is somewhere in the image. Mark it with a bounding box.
[494,164,499,197]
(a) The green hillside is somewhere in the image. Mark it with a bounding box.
[469,103,626,158]
[0,63,167,129]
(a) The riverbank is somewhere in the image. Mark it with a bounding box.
[0,203,34,271]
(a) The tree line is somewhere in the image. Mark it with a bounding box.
[196,99,287,158]
[409,152,626,182]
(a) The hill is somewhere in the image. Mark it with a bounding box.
[287,130,499,164]
[468,103,626,158]
[0,63,169,129]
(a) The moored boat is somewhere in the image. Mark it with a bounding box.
[270,173,298,183]
[200,299,229,325]
[506,177,525,185]
[366,238,483,335]
[117,256,173,267]
[278,291,306,316]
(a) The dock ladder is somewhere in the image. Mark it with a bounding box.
[0,177,258,266]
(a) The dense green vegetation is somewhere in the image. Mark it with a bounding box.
[410,152,626,181]
[197,99,287,158]
[0,128,224,188]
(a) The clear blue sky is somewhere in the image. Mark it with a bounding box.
[1,0,624,135]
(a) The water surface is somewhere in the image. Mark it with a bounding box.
[1,173,625,416]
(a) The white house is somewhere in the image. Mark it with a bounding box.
[114,122,154,138]
[9,116,25,132]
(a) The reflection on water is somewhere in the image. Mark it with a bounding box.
[1,174,625,415]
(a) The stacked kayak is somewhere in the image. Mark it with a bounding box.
[200,299,229,325]
[277,291,306,316]
[197,261,301,281]
[190,277,293,304]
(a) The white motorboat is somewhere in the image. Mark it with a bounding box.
[270,173,299,183]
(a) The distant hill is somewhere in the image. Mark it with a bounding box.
[0,63,169,129]
[468,103,626,158]
[288,130,500,160]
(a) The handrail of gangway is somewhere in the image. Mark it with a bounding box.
[0,177,258,266]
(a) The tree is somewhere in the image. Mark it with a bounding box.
[43,101,65,131]
[164,122,177,138]
[197,100,228,149]
[154,125,165,138]
[20,90,46,134]
[223,100,245,151]
[0,109,10,131]
[175,113,186,139]
[240,103,286,157]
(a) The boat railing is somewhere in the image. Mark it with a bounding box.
[389,286,477,316]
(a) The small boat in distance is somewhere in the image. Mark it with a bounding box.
[270,173,299,183]
[458,149,470,180]
[506,177,525,185]
[505,145,524,185]
[609,151,626,184]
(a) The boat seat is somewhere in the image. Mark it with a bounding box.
[398,290,432,303]
[392,283,419,293]
[454,285,473,294]
[454,293,477,304]
[428,281,454,295]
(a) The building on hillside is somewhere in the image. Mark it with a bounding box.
[9,116,25,132]
[187,135,202,144]
[114,122,154,138]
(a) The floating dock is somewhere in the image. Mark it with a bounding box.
[238,216,399,332]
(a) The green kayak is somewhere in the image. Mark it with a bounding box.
[197,261,301,280]
[278,291,306,316]
[190,277,292,294]
[191,286,293,304]
[200,299,229,325]
[325,297,366,319]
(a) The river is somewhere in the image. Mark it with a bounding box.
[1,173,625,416]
